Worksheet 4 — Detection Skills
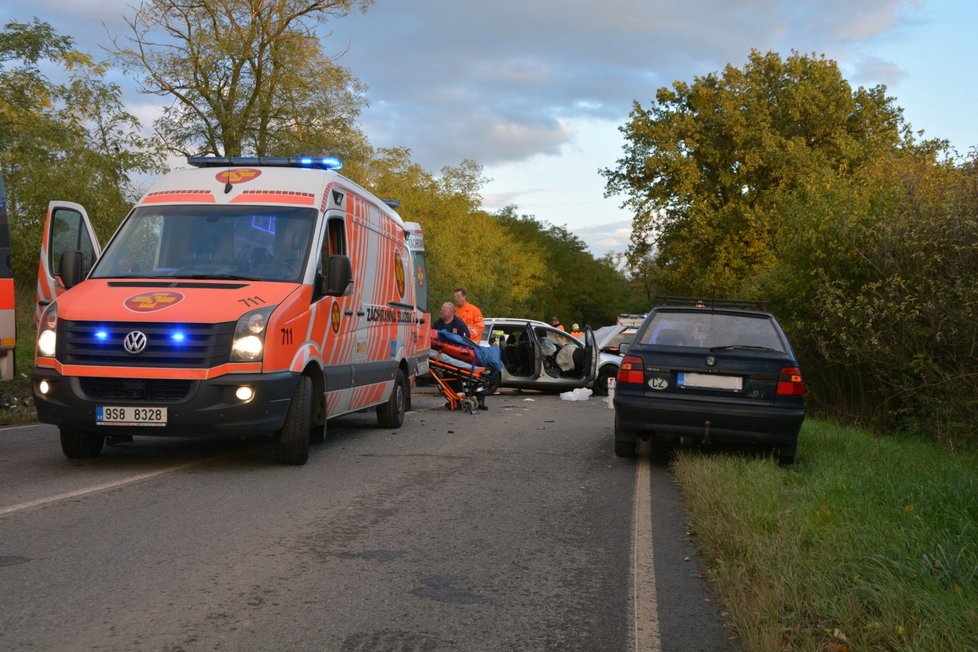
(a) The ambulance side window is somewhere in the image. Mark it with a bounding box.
[50,208,97,278]
[316,216,346,300]
[326,218,346,256]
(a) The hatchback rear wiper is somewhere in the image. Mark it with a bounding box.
[710,344,782,353]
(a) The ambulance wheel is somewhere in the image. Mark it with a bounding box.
[276,375,312,465]
[60,429,105,459]
[377,369,407,428]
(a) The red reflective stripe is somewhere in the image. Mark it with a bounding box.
[0,280,14,310]
[229,191,315,205]
[142,191,216,204]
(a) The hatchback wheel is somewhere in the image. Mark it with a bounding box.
[614,415,637,458]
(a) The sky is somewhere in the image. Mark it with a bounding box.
[4,0,977,256]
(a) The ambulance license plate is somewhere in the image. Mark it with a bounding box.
[97,406,167,427]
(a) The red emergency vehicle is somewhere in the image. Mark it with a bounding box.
[33,156,430,464]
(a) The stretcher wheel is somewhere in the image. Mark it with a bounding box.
[460,397,478,414]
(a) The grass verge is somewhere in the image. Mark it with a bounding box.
[673,420,978,651]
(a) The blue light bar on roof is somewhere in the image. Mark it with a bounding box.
[188,156,342,171]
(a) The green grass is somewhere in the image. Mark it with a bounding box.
[673,420,978,651]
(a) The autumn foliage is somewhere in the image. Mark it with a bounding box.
[605,50,978,444]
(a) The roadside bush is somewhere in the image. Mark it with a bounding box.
[763,147,978,445]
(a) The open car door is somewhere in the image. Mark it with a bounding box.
[36,201,101,324]
[583,324,598,381]
[525,322,544,379]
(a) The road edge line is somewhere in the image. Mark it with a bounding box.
[0,459,208,519]
[634,449,662,652]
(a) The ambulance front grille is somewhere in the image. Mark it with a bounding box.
[57,320,235,368]
[79,378,193,402]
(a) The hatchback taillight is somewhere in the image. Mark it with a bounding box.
[617,355,645,385]
[776,367,805,396]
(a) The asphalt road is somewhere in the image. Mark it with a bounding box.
[0,387,732,652]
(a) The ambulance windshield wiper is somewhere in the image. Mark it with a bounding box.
[162,273,266,281]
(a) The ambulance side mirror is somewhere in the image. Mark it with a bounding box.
[323,255,353,296]
[619,342,630,355]
[58,250,84,290]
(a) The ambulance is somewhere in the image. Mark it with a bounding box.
[32,156,430,464]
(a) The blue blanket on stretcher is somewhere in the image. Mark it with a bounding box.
[436,331,503,372]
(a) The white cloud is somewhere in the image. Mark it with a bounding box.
[330,0,922,169]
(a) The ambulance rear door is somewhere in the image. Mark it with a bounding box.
[404,222,429,376]
[36,201,101,323]
[0,172,15,379]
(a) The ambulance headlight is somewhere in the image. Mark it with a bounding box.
[37,303,58,357]
[231,306,275,362]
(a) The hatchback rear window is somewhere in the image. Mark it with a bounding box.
[639,311,785,352]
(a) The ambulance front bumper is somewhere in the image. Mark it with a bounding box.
[32,368,299,437]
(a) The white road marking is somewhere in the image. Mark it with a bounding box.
[0,423,48,432]
[634,448,662,652]
[0,459,211,519]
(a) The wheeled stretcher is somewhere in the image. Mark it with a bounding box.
[428,331,493,413]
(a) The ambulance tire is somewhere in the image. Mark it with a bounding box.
[377,369,407,429]
[60,428,105,459]
[276,375,312,465]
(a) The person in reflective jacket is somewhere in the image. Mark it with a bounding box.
[453,287,485,340]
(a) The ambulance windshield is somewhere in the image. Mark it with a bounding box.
[90,205,318,283]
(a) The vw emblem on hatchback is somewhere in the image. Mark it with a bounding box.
[706,356,716,367]
[123,331,148,355]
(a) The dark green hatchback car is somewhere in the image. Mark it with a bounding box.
[612,298,805,464]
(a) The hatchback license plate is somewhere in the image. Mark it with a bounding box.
[97,406,167,427]
[679,372,742,391]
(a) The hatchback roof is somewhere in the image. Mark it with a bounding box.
[655,295,768,311]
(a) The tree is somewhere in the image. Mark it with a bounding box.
[112,0,372,157]
[493,207,632,325]
[361,150,548,316]
[603,50,905,295]
[0,20,162,282]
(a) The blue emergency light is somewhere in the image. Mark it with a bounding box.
[94,330,109,342]
[188,156,343,171]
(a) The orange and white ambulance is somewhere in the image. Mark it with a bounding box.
[33,156,430,464]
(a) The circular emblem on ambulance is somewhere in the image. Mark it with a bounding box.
[330,301,341,334]
[215,168,262,185]
[124,331,148,355]
[124,291,185,313]
[394,252,406,298]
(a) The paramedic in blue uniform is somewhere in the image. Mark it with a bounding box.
[431,302,489,410]
[432,302,469,337]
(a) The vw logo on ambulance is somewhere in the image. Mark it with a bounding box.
[124,331,148,355]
